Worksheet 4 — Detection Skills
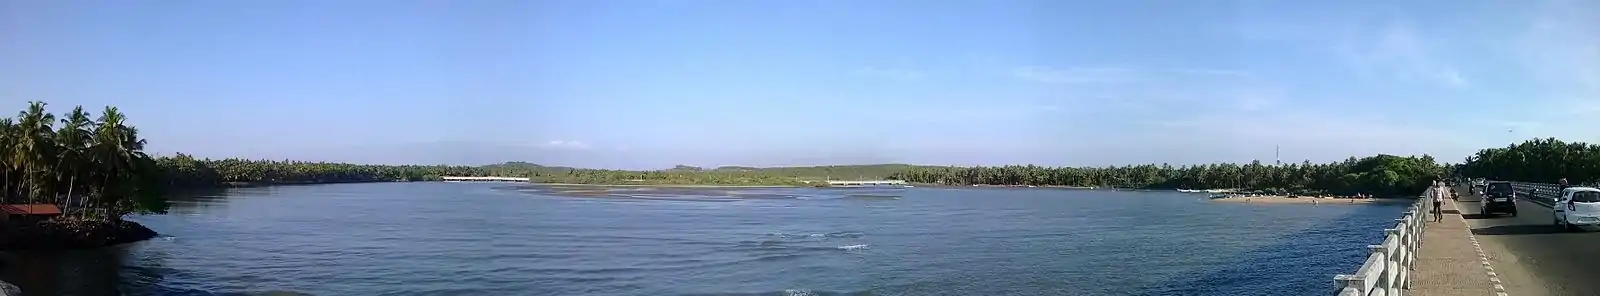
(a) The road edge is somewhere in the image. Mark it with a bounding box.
[1449,189,1513,296]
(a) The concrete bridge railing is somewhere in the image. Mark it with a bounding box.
[1506,181,1563,207]
[1332,189,1431,296]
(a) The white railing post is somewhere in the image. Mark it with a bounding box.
[1383,231,1402,296]
[1393,218,1412,290]
[1366,243,1387,294]
[1334,274,1364,296]
[1331,188,1439,295]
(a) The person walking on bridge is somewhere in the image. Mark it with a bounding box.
[1431,181,1446,222]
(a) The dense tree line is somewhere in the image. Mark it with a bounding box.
[158,152,1456,196]
[156,159,932,187]
[143,133,1600,198]
[155,154,489,188]
[888,155,1447,197]
[503,163,924,186]
[1458,138,1600,185]
[157,160,897,187]
[0,102,166,218]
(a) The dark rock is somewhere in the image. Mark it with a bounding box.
[0,280,17,296]
[0,218,158,250]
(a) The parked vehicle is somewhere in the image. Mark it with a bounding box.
[1553,187,1600,231]
[1481,181,1518,217]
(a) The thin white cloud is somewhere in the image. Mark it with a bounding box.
[884,103,1062,123]
[1516,0,1600,92]
[1441,69,1468,87]
[1150,109,1457,157]
[1561,99,1600,115]
[853,66,928,81]
[542,140,590,150]
[1230,88,1284,112]
[1169,68,1254,79]
[1341,19,1470,88]
[1495,120,1543,132]
[1481,0,1600,137]
[1012,66,1137,84]
[1014,66,1253,84]
[1145,120,1201,129]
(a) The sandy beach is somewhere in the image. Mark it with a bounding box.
[1210,196,1414,205]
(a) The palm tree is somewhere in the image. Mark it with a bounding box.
[89,106,145,218]
[13,101,56,204]
[55,106,94,214]
[0,118,12,204]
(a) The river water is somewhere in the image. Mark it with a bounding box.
[0,183,1406,296]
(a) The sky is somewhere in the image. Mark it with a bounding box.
[2,0,1597,169]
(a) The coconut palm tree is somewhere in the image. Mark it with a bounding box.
[12,101,57,204]
[88,106,147,217]
[0,118,12,204]
[54,106,94,213]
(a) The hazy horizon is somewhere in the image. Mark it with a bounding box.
[5,1,1596,170]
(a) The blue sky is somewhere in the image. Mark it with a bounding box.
[2,0,1597,169]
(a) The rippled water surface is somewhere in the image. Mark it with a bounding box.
[1,183,1407,296]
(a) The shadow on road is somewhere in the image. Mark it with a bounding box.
[1461,212,1516,220]
[1472,224,1567,236]
[1463,213,1506,220]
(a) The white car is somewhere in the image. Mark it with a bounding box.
[1553,187,1600,231]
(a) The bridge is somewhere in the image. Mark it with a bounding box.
[440,176,529,182]
[1331,180,1599,296]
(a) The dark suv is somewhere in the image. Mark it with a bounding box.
[1481,181,1518,217]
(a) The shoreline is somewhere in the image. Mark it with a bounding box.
[910,184,1099,190]
[528,183,799,188]
[1210,196,1414,205]
[220,180,408,188]
[1,218,158,251]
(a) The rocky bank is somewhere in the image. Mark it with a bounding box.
[0,219,158,250]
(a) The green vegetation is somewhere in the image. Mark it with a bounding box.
[157,155,487,188]
[1457,138,1600,185]
[156,160,902,187]
[505,163,925,186]
[0,102,167,218]
[160,147,1455,197]
[890,155,1448,197]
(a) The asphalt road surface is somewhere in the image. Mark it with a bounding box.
[1452,186,1600,296]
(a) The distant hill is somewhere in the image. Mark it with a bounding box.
[712,166,760,172]
[480,161,577,174]
[667,165,704,172]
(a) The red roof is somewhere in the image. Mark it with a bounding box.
[1,204,62,215]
